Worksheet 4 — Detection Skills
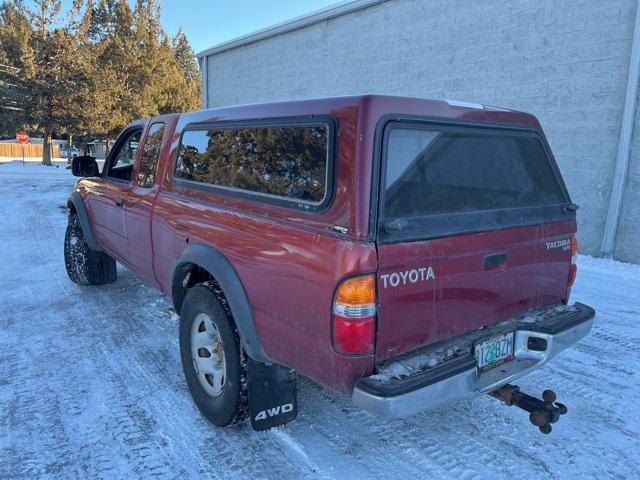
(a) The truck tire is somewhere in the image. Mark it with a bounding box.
[179,283,248,427]
[64,213,117,285]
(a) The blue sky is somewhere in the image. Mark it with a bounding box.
[161,0,341,54]
[28,0,342,54]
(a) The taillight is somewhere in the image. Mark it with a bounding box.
[568,236,578,288]
[332,275,376,355]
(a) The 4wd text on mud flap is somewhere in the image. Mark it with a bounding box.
[254,403,294,421]
[380,267,435,289]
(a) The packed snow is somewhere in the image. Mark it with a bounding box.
[0,161,638,479]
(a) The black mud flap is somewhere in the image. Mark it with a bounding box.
[247,359,297,431]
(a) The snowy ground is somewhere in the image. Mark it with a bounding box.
[0,157,67,164]
[0,161,638,479]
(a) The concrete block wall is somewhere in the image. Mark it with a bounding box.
[617,92,640,262]
[202,0,640,262]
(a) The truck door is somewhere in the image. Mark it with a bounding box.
[89,128,142,264]
[124,122,166,288]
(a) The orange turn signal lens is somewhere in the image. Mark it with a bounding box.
[333,274,377,355]
[335,275,376,306]
[568,236,578,289]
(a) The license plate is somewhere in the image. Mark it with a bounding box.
[474,333,514,373]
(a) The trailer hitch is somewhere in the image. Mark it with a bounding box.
[490,384,567,434]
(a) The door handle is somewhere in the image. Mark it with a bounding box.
[484,253,508,269]
[114,198,125,208]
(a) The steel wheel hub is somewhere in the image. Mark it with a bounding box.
[191,313,226,398]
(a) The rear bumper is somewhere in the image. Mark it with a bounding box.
[352,302,595,417]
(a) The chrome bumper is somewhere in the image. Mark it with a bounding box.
[352,303,595,418]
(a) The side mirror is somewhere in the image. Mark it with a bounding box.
[71,155,100,177]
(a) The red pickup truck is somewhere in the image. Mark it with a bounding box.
[65,95,595,433]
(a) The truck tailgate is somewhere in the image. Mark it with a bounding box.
[375,221,575,361]
[373,119,576,362]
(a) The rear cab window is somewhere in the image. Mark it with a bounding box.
[378,120,572,242]
[174,119,334,211]
[137,123,166,188]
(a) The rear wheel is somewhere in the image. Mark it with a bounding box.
[64,212,117,285]
[179,284,248,426]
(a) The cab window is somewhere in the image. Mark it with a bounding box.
[175,122,331,207]
[105,129,142,182]
[137,123,165,188]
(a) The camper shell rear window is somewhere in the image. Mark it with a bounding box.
[377,119,573,243]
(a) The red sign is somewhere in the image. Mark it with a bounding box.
[16,131,29,144]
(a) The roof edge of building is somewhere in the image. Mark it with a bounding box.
[196,0,387,59]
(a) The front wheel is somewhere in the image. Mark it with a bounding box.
[64,212,117,285]
[179,284,248,426]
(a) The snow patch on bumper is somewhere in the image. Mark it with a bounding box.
[353,303,595,417]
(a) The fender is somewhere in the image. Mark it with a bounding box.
[172,243,270,363]
[67,191,100,251]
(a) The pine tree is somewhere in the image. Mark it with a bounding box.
[28,0,64,165]
[173,27,200,83]
[61,0,96,159]
[0,0,88,165]
[0,2,33,137]
[172,27,201,110]
[0,0,201,155]
[86,0,200,136]
[88,0,137,136]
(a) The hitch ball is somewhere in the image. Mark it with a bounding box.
[490,384,568,434]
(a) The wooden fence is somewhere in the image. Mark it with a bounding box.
[0,143,60,158]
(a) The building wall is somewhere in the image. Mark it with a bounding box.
[202,0,640,262]
[616,92,640,262]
